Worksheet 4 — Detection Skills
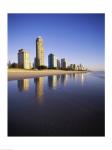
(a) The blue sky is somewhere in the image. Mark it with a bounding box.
[8,14,104,71]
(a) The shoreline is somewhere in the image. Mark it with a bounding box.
[8,69,88,81]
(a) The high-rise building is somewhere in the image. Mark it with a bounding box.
[70,64,76,70]
[61,58,67,69]
[78,64,84,70]
[57,59,61,69]
[70,64,74,69]
[48,53,57,68]
[36,36,44,68]
[33,57,36,69]
[73,64,76,70]
[18,49,31,69]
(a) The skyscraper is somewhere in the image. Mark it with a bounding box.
[48,53,57,68]
[18,49,31,69]
[57,59,61,69]
[36,36,44,68]
[61,58,67,69]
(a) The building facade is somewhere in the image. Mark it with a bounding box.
[78,64,84,71]
[36,36,44,68]
[18,49,31,69]
[70,64,76,70]
[61,58,67,69]
[48,53,57,68]
[57,59,61,69]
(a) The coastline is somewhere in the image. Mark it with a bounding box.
[8,69,88,81]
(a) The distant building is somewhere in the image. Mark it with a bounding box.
[76,65,79,71]
[70,64,76,70]
[57,59,61,69]
[70,64,74,69]
[61,58,67,69]
[36,36,44,68]
[33,57,37,69]
[18,49,31,69]
[48,53,57,68]
[73,64,76,70]
[8,60,11,68]
[79,64,84,70]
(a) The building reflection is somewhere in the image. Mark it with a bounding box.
[76,73,85,86]
[71,73,85,86]
[48,75,58,89]
[34,77,44,104]
[61,74,68,86]
[81,73,85,86]
[69,74,72,78]
[72,73,76,79]
[18,79,29,92]
[57,75,61,84]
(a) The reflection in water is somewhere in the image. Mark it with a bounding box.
[48,74,68,89]
[48,75,57,89]
[17,74,85,94]
[57,75,61,85]
[9,72,104,136]
[72,73,85,86]
[61,74,68,86]
[72,73,76,79]
[48,74,69,88]
[69,74,73,78]
[34,77,44,104]
[18,79,29,92]
[17,73,85,98]
[8,73,105,136]
[81,73,84,86]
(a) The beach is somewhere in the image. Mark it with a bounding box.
[8,69,88,81]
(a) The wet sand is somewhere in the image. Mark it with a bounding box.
[8,69,88,81]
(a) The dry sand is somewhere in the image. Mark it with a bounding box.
[8,69,88,81]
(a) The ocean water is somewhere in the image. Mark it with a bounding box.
[8,71,105,136]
